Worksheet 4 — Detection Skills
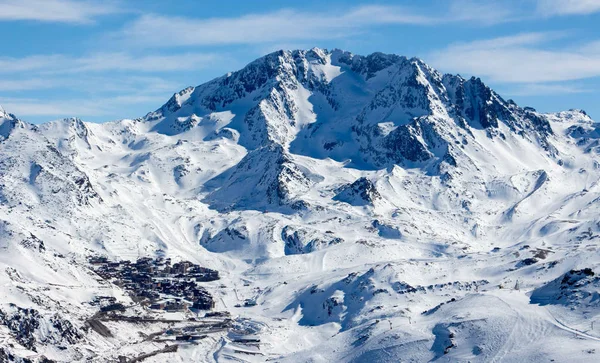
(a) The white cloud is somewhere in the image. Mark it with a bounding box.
[0,51,219,121]
[0,55,65,73]
[0,75,181,93]
[112,2,600,50]
[0,73,191,120]
[71,52,221,72]
[116,4,518,48]
[0,97,108,117]
[0,0,122,24]
[0,93,168,117]
[537,0,600,16]
[447,0,520,24]
[445,31,564,50]
[0,52,222,74]
[117,9,397,48]
[0,79,56,91]
[502,83,590,96]
[579,40,600,54]
[429,32,600,83]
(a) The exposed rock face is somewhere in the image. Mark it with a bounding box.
[334,177,381,206]
[144,48,558,172]
[0,109,25,141]
[0,306,41,350]
[531,268,599,307]
[204,144,311,211]
[20,233,46,252]
[281,225,344,255]
[0,305,82,351]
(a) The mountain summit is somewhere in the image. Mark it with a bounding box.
[1,49,599,362]
[145,48,556,170]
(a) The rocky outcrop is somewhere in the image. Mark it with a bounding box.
[204,144,311,211]
[281,226,344,255]
[0,305,82,351]
[530,268,599,307]
[333,177,381,206]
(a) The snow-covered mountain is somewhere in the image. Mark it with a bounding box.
[2,48,600,362]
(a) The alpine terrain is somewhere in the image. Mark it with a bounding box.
[1,48,600,362]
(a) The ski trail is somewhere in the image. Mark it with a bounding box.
[545,308,600,342]
[489,293,551,362]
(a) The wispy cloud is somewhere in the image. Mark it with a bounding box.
[0,52,222,74]
[502,83,591,96]
[0,92,169,118]
[0,51,226,121]
[444,31,566,50]
[0,75,180,93]
[0,55,64,73]
[0,97,108,117]
[447,0,521,25]
[0,0,123,24]
[113,1,600,50]
[69,52,222,72]
[537,0,600,16]
[0,70,194,120]
[116,8,422,48]
[429,32,600,83]
[115,4,519,48]
[0,79,55,91]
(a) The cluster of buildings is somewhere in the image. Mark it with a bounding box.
[90,256,219,312]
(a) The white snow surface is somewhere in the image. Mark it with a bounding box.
[1,48,600,362]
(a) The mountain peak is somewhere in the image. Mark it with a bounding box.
[0,106,25,140]
[0,104,14,120]
[139,48,558,171]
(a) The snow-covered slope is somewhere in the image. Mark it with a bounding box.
[1,48,600,362]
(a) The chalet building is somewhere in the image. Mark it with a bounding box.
[100,303,126,312]
[149,302,166,310]
[193,298,215,310]
[166,301,190,312]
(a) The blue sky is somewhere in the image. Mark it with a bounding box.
[1,0,599,123]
